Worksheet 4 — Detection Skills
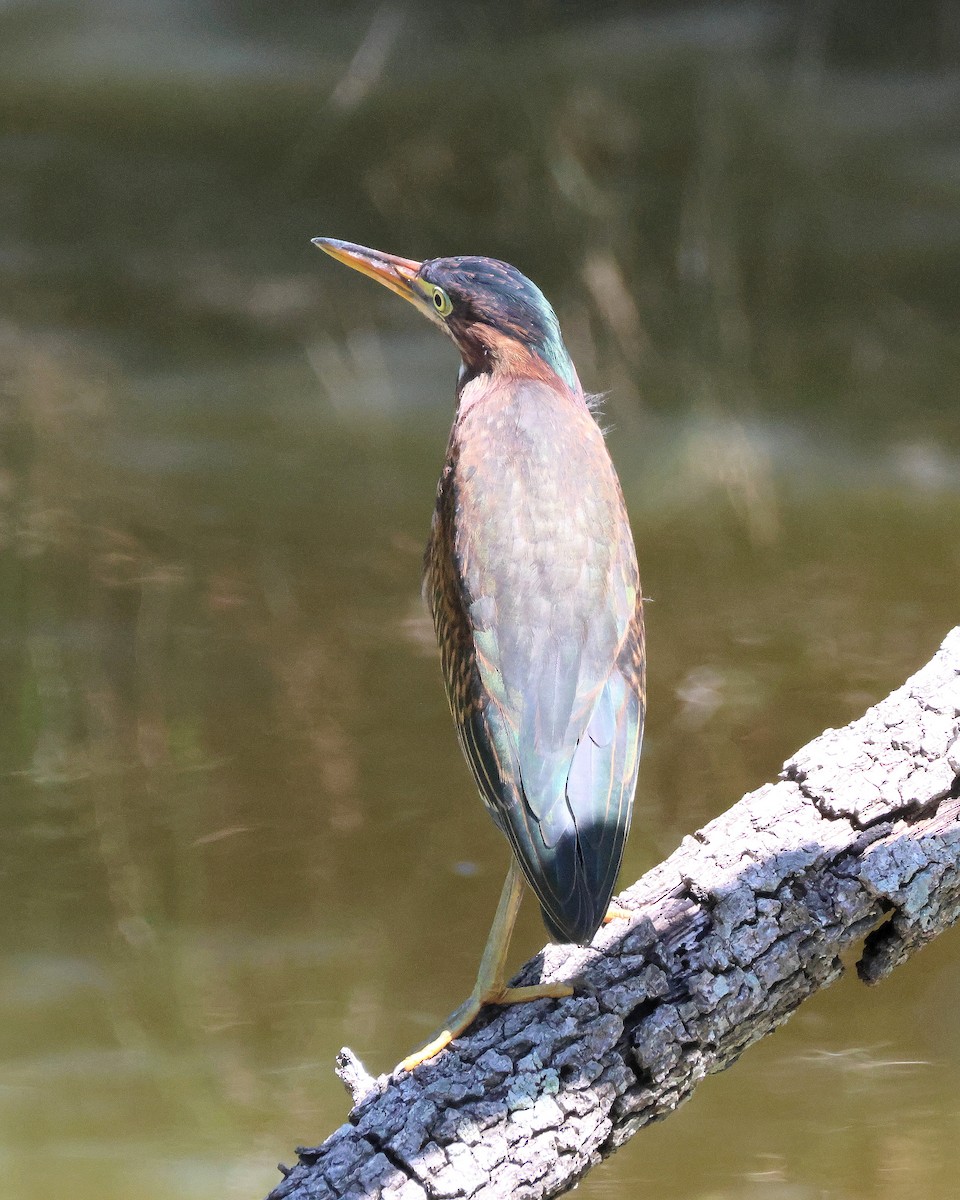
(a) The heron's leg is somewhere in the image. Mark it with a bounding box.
[398,859,572,1071]
[603,901,632,922]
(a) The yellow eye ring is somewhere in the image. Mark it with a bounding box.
[431,286,453,317]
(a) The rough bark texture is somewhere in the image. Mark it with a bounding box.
[267,629,960,1200]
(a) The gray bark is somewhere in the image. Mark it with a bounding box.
[267,628,960,1200]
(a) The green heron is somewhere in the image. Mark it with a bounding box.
[313,237,645,1070]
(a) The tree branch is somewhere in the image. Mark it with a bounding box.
[267,628,960,1200]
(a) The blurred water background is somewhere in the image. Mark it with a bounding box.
[2,2,960,1197]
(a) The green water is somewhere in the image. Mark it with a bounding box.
[2,4,960,1198]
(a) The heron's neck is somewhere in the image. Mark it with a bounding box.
[455,360,585,427]
[455,327,580,401]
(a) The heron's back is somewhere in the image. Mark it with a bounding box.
[426,377,645,943]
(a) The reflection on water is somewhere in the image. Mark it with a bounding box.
[3,4,960,1199]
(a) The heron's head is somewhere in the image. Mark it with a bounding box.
[313,238,577,390]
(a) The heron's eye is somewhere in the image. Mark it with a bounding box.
[431,286,453,316]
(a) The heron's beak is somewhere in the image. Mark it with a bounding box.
[312,237,423,308]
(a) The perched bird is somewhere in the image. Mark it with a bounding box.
[313,238,645,1069]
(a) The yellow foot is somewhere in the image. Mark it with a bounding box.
[399,1028,459,1071]
[398,981,574,1072]
[603,901,632,923]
